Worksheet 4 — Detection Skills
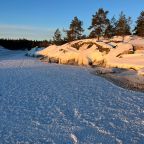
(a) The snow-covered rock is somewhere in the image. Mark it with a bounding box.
[95,67,117,74]
[106,54,144,70]
[26,46,44,57]
[59,48,79,64]
[96,41,113,49]
[106,43,133,61]
[138,68,144,76]
[37,45,58,56]
[35,40,108,65]
[88,50,104,64]
[105,43,143,70]
[135,50,144,54]
[123,35,133,42]
[27,36,144,71]
[110,35,133,43]
[110,36,123,42]
[130,37,144,50]
[108,42,117,48]
[79,43,90,50]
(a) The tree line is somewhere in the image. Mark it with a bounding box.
[0,39,51,50]
[53,9,144,45]
[0,8,144,50]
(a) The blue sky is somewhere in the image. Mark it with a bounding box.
[0,0,143,40]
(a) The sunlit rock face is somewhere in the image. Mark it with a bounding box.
[27,35,144,70]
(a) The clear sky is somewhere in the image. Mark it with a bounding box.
[0,0,143,40]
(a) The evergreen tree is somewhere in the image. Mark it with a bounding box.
[66,16,84,42]
[105,16,117,38]
[134,11,144,37]
[115,12,131,38]
[88,8,109,40]
[53,28,62,45]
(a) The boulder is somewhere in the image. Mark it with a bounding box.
[130,37,144,50]
[108,42,117,48]
[95,67,117,74]
[106,43,134,58]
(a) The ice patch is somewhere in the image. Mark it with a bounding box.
[70,133,78,144]
[116,138,123,144]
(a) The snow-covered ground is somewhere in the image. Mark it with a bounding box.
[0,50,144,143]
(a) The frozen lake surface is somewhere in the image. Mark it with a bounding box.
[0,51,144,144]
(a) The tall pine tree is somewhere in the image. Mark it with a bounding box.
[105,16,117,38]
[134,11,144,37]
[88,8,109,40]
[115,12,131,39]
[53,28,62,45]
[66,16,84,42]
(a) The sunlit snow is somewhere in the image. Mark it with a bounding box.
[0,50,144,143]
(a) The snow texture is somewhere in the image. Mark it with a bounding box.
[0,50,144,144]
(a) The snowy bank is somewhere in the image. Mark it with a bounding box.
[27,35,144,71]
[92,67,144,92]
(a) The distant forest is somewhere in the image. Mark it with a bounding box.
[0,8,144,50]
[0,39,52,50]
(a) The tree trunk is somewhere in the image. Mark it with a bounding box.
[98,36,100,41]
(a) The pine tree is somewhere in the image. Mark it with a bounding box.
[88,8,109,40]
[126,17,132,34]
[115,12,131,39]
[134,11,144,37]
[105,16,117,38]
[66,16,84,42]
[53,28,62,45]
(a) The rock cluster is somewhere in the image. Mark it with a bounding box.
[27,36,144,70]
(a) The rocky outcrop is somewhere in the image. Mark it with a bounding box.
[27,36,144,71]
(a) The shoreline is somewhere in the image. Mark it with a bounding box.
[99,74,144,93]
[90,68,144,93]
[29,55,144,93]
[40,59,144,93]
